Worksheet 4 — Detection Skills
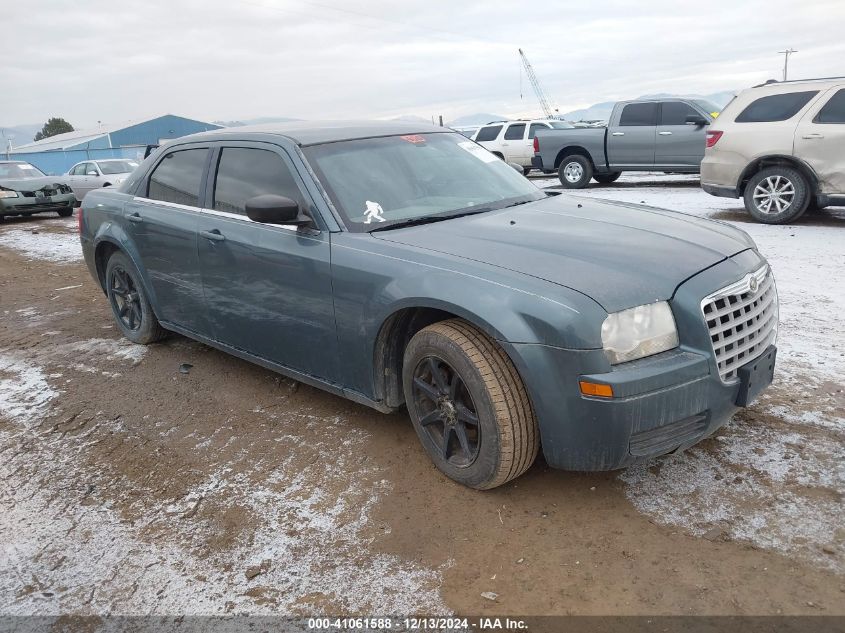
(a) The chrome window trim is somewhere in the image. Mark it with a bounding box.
[133,196,303,232]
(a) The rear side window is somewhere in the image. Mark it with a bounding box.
[504,123,526,140]
[735,91,818,123]
[475,125,503,142]
[148,149,208,207]
[528,123,550,138]
[619,103,658,126]
[660,102,701,125]
[814,89,845,123]
[213,147,305,215]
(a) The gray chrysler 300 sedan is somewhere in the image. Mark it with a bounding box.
[79,121,778,489]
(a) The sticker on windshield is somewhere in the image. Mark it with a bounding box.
[458,141,498,163]
[400,134,427,144]
[363,200,386,224]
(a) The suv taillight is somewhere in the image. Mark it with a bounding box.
[706,130,723,148]
[533,137,540,153]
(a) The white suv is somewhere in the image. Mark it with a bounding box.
[701,77,845,223]
[471,119,574,174]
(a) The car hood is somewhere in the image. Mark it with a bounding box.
[372,194,754,313]
[0,176,69,191]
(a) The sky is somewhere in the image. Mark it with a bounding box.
[2,0,844,130]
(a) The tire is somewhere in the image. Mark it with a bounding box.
[57,207,73,217]
[522,167,532,177]
[402,319,539,490]
[105,251,167,345]
[743,166,811,224]
[593,172,621,185]
[557,155,592,189]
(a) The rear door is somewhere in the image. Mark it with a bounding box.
[197,143,338,381]
[655,101,708,168]
[473,124,504,156]
[607,102,657,168]
[794,86,845,194]
[125,145,210,334]
[500,123,527,164]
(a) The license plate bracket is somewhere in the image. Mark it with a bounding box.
[735,345,777,407]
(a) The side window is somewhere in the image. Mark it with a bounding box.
[213,147,305,216]
[735,91,818,123]
[475,125,503,142]
[81,163,94,175]
[814,89,845,123]
[71,164,85,176]
[660,102,701,126]
[528,123,550,139]
[619,103,658,126]
[147,148,208,207]
[504,123,526,140]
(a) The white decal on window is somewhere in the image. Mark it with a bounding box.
[458,141,498,163]
[363,200,386,224]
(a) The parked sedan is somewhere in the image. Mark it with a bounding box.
[65,159,139,201]
[0,160,75,219]
[80,122,778,489]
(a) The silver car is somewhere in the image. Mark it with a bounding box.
[64,159,140,200]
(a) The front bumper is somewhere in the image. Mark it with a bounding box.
[0,193,76,215]
[503,249,774,471]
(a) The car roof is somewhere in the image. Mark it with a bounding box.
[175,120,449,147]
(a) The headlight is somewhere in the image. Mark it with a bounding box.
[0,189,19,199]
[601,301,678,364]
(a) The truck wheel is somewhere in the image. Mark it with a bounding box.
[743,166,810,224]
[402,319,539,490]
[558,155,592,189]
[593,172,621,185]
[105,251,167,345]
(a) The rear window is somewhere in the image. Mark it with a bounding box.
[147,148,208,207]
[504,123,526,140]
[619,103,657,126]
[735,91,818,123]
[475,125,502,142]
[814,89,845,123]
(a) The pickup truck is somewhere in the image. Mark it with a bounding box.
[532,98,719,188]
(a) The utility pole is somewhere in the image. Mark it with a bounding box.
[778,48,797,81]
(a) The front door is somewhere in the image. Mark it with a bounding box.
[197,144,338,382]
[125,146,210,334]
[794,87,845,194]
[655,101,708,168]
[607,102,657,168]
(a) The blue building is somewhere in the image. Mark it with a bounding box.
[6,114,222,175]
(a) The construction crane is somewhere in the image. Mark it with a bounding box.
[518,48,558,119]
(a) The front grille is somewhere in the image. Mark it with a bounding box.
[701,264,778,383]
[629,412,708,457]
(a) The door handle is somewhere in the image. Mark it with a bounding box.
[200,229,225,242]
[802,133,824,139]
[611,132,625,136]
[658,131,673,136]
[127,213,143,223]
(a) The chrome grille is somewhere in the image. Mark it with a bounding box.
[701,265,778,383]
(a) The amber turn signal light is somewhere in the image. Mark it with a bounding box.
[579,381,614,398]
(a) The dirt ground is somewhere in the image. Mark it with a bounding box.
[1,179,843,617]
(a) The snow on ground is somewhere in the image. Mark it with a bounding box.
[0,227,82,263]
[540,173,844,573]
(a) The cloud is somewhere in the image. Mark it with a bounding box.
[2,0,843,127]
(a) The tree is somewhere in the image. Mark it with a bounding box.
[34,117,74,142]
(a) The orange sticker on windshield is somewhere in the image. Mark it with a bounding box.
[400,135,426,144]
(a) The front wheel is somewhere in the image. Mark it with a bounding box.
[557,155,592,189]
[402,319,539,490]
[105,251,167,344]
[743,166,810,224]
[593,172,621,185]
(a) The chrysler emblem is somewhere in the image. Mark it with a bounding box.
[748,276,759,293]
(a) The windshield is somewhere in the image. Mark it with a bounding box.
[0,162,46,178]
[303,132,545,232]
[692,99,723,117]
[98,160,139,175]
[548,121,575,129]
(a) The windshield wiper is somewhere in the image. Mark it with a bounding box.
[368,208,492,232]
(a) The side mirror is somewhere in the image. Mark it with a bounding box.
[245,194,310,225]
[87,171,99,176]
[685,115,709,127]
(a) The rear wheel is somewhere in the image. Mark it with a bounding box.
[593,172,621,185]
[743,166,810,224]
[402,319,539,490]
[557,155,592,189]
[105,251,167,344]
